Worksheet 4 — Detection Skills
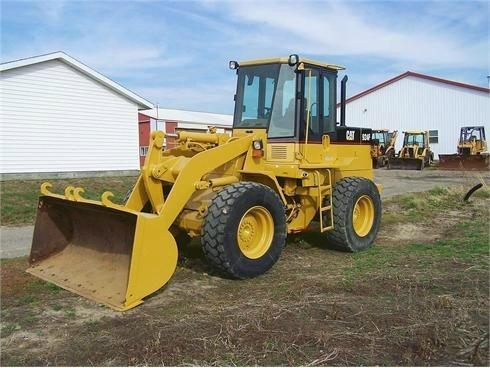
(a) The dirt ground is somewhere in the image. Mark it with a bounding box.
[1,169,489,366]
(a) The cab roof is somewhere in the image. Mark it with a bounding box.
[238,56,345,71]
[403,130,428,134]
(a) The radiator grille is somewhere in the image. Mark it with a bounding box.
[270,145,288,160]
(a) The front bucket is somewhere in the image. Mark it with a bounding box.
[438,154,489,171]
[388,157,423,170]
[27,196,178,311]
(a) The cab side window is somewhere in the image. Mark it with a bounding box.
[323,75,330,122]
[303,69,320,140]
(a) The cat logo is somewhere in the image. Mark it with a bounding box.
[346,130,355,141]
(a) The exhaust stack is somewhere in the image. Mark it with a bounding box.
[340,75,348,127]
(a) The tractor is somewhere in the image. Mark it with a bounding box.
[388,130,433,170]
[27,55,382,311]
[439,126,489,170]
[371,129,398,168]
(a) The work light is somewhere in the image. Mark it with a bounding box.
[288,54,299,66]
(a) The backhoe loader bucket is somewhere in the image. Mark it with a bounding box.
[27,196,178,311]
[387,157,424,170]
[438,154,489,171]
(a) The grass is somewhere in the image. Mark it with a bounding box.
[408,218,488,262]
[64,308,77,318]
[380,212,404,225]
[473,187,490,198]
[84,320,99,328]
[0,176,137,225]
[17,295,37,305]
[27,280,62,294]
[1,323,21,337]
[385,184,490,224]
[388,210,485,258]
[344,215,488,285]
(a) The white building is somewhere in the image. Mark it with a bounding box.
[137,108,233,165]
[0,52,154,178]
[141,107,233,132]
[339,71,490,157]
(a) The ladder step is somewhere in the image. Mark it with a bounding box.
[317,169,334,233]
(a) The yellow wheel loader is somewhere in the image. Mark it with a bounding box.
[438,126,489,170]
[388,130,433,170]
[28,55,381,311]
[371,129,398,168]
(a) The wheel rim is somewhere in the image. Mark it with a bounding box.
[237,206,274,259]
[352,195,375,237]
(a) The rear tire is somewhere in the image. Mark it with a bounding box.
[201,182,287,279]
[324,177,381,252]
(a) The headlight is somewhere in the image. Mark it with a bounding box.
[252,140,263,150]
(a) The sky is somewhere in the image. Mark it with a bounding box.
[1,0,489,114]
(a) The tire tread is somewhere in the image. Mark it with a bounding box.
[324,177,380,252]
[201,182,285,278]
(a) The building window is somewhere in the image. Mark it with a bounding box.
[140,146,149,156]
[429,130,438,144]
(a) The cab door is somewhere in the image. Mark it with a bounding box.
[300,67,336,143]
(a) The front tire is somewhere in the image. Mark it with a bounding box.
[324,177,381,252]
[201,182,287,279]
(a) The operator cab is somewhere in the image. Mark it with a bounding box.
[372,130,388,146]
[460,126,486,144]
[404,132,426,148]
[231,55,358,143]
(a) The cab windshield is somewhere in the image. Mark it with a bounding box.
[405,134,424,147]
[461,128,483,143]
[233,64,296,138]
[372,132,387,145]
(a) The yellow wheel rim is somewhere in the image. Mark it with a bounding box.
[237,206,274,259]
[353,195,375,237]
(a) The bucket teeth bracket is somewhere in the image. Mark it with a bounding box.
[40,182,124,208]
[73,187,85,201]
[40,182,65,199]
[101,191,123,208]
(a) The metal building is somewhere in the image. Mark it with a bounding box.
[138,108,232,166]
[339,71,490,157]
[0,52,154,178]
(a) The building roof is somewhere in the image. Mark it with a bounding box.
[0,51,154,109]
[141,107,233,126]
[344,71,490,105]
